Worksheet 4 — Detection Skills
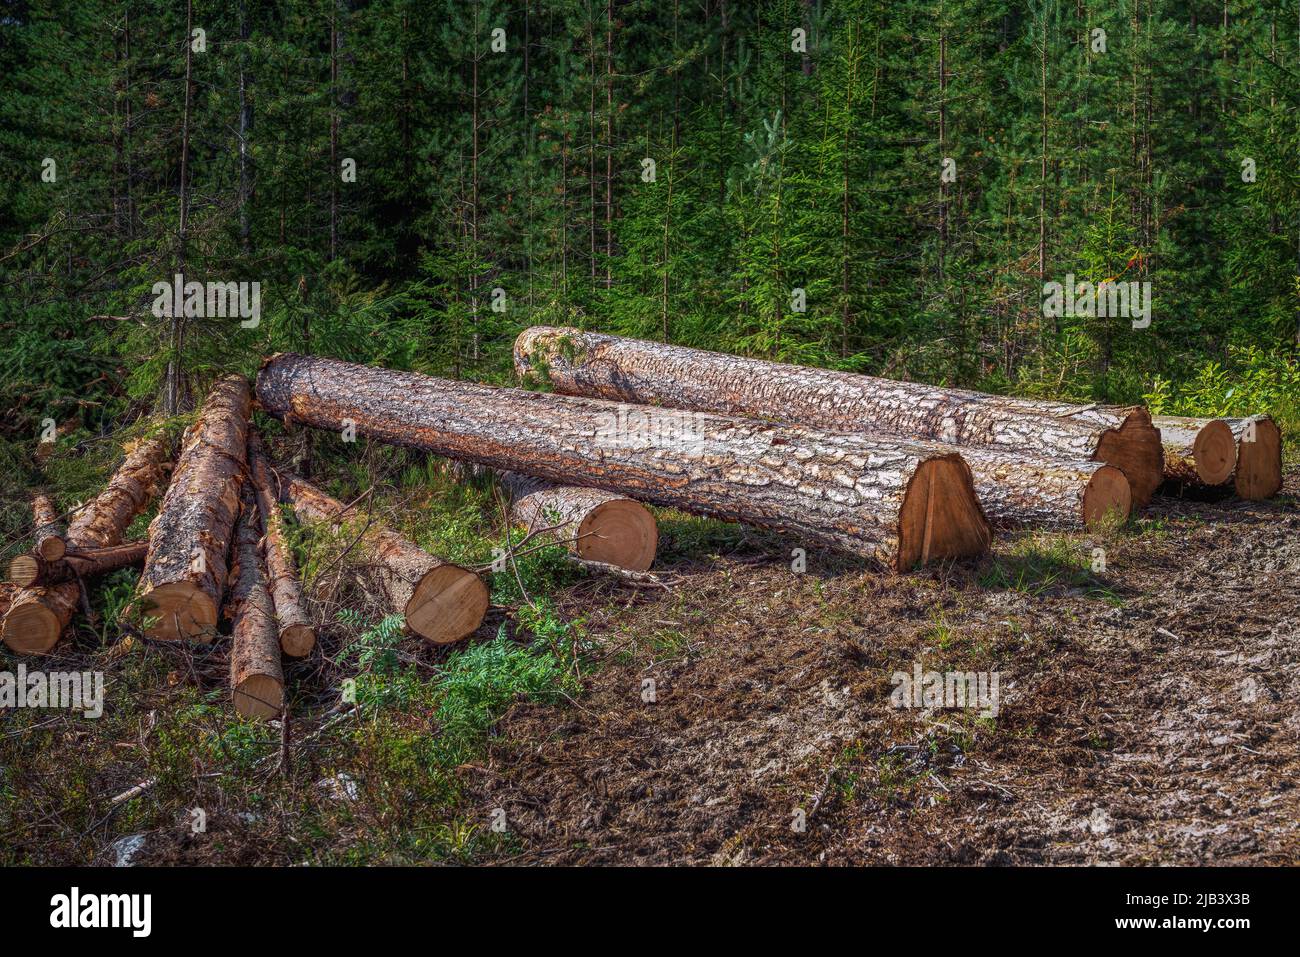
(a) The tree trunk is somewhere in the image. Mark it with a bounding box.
[256,353,992,569]
[8,542,147,589]
[226,486,284,719]
[138,376,250,642]
[279,472,488,644]
[1153,414,1282,500]
[2,436,171,654]
[500,472,658,571]
[247,432,316,657]
[513,327,1149,521]
[30,493,66,561]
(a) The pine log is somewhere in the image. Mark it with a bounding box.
[2,435,171,655]
[138,376,250,642]
[513,326,1164,508]
[256,353,992,568]
[279,472,488,644]
[31,494,66,560]
[7,542,147,588]
[500,471,658,571]
[247,432,316,657]
[226,486,285,719]
[1153,414,1282,500]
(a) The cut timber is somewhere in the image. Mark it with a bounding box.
[138,376,250,642]
[513,326,1164,508]
[1153,414,1282,500]
[227,487,285,719]
[2,434,172,655]
[954,447,1131,530]
[256,353,992,568]
[7,542,147,588]
[500,471,658,571]
[31,494,66,560]
[279,472,488,644]
[247,432,316,657]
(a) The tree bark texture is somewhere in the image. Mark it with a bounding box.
[247,432,316,656]
[226,485,284,719]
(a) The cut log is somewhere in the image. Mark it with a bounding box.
[2,434,172,655]
[7,542,147,588]
[1153,414,1282,500]
[227,486,285,719]
[138,376,250,642]
[247,432,316,657]
[500,471,658,571]
[513,326,1165,508]
[279,471,488,644]
[256,353,992,568]
[31,494,66,560]
[951,446,1131,530]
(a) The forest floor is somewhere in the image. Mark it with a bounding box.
[2,452,1297,866]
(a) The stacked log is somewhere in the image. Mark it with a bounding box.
[7,542,147,588]
[2,436,171,654]
[137,375,250,642]
[226,486,285,719]
[256,353,993,569]
[247,432,316,657]
[279,472,488,644]
[1153,414,1282,500]
[513,328,1135,529]
[500,472,658,571]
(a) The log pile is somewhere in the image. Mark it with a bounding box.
[1153,414,1282,500]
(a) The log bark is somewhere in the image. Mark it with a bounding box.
[7,542,147,588]
[256,353,992,569]
[514,326,1164,508]
[247,432,316,657]
[500,471,658,570]
[31,494,66,560]
[226,486,285,719]
[138,375,250,642]
[1153,414,1282,500]
[2,434,172,655]
[279,471,488,644]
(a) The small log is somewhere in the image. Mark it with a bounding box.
[227,487,285,720]
[1154,414,1282,500]
[500,471,658,571]
[7,542,147,588]
[31,494,66,560]
[280,472,488,644]
[138,376,250,642]
[247,432,316,657]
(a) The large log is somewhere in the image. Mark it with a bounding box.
[138,376,250,642]
[500,472,658,571]
[30,494,66,560]
[256,353,992,569]
[7,542,147,588]
[280,472,488,644]
[2,435,171,655]
[513,326,1164,508]
[1152,414,1282,500]
[226,486,285,720]
[247,432,316,657]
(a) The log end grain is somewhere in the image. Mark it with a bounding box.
[37,537,67,561]
[1094,409,1163,508]
[6,555,42,589]
[576,497,658,572]
[1235,417,1283,501]
[232,673,285,720]
[139,582,219,642]
[404,564,489,645]
[1,601,63,655]
[897,455,991,570]
[1190,418,1237,486]
[1081,464,1133,528]
[280,622,317,658]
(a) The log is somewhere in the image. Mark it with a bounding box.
[256,353,992,569]
[138,376,250,642]
[7,542,147,588]
[226,486,285,720]
[499,471,658,571]
[2,434,172,654]
[513,326,1164,508]
[31,494,66,561]
[247,432,317,657]
[1153,414,1282,500]
[279,471,488,644]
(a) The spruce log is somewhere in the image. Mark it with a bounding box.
[500,472,658,571]
[7,542,147,588]
[256,353,992,568]
[1153,414,1282,500]
[31,494,66,560]
[227,486,285,719]
[247,432,316,657]
[280,472,488,644]
[138,376,250,642]
[2,435,171,654]
[513,326,1164,508]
